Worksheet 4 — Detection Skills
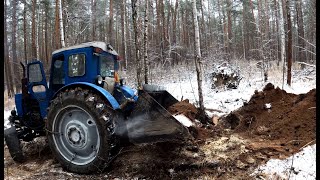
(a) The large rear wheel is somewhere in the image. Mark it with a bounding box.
[46,88,118,174]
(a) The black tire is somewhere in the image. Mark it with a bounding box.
[4,126,25,162]
[46,87,118,174]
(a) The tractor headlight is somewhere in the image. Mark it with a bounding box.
[96,75,103,85]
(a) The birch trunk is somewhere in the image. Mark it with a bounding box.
[132,0,142,87]
[121,0,127,70]
[278,0,285,67]
[192,0,205,122]
[144,0,149,84]
[59,0,65,47]
[54,0,61,49]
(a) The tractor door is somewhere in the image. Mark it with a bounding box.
[27,61,49,118]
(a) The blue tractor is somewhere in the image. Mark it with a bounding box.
[4,42,190,173]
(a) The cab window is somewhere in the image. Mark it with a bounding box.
[99,54,115,77]
[68,54,86,77]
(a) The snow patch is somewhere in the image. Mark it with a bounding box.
[4,110,12,129]
[173,114,193,127]
[265,103,271,109]
[252,144,316,180]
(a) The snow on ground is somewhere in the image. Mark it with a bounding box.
[4,110,12,129]
[252,144,316,180]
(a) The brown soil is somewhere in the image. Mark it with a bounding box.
[167,99,199,121]
[4,83,316,179]
[221,83,316,157]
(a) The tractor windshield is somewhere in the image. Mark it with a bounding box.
[99,54,115,77]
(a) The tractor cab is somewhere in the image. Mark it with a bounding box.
[49,41,122,96]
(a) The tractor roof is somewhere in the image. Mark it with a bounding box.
[52,41,119,56]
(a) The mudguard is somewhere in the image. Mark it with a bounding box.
[51,82,120,110]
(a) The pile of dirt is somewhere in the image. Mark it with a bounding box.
[167,99,198,121]
[167,99,220,140]
[222,83,316,155]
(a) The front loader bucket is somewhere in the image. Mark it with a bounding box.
[120,89,192,144]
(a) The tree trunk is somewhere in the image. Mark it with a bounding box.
[217,0,223,47]
[192,0,205,123]
[32,0,38,59]
[172,0,179,45]
[295,0,306,68]
[286,0,292,86]
[222,2,228,53]
[109,0,114,45]
[274,0,281,65]
[4,0,15,97]
[132,0,142,87]
[91,0,96,41]
[227,0,232,54]
[156,0,161,47]
[59,0,65,47]
[44,1,49,66]
[12,0,21,92]
[121,0,128,70]
[160,0,168,52]
[278,0,286,67]
[264,0,270,40]
[54,0,61,49]
[144,0,149,84]
[23,0,28,63]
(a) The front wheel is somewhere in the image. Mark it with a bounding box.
[46,88,117,174]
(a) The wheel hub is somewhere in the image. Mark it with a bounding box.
[67,127,83,145]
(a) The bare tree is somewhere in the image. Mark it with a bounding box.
[295,0,306,68]
[192,0,205,122]
[12,0,21,91]
[132,0,142,87]
[143,0,149,84]
[32,0,38,58]
[23,0,28,63]
[226,0,232,54]
[54,0,61,49]
[121,0,128,70]
[286,0,292,86]
[59,0,65,47]
[91,0,96,41]
[109,0,114,45]
[4,0,15,97]
[278,0,286,86]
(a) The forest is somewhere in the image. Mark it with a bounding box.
[4,0,316,97]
